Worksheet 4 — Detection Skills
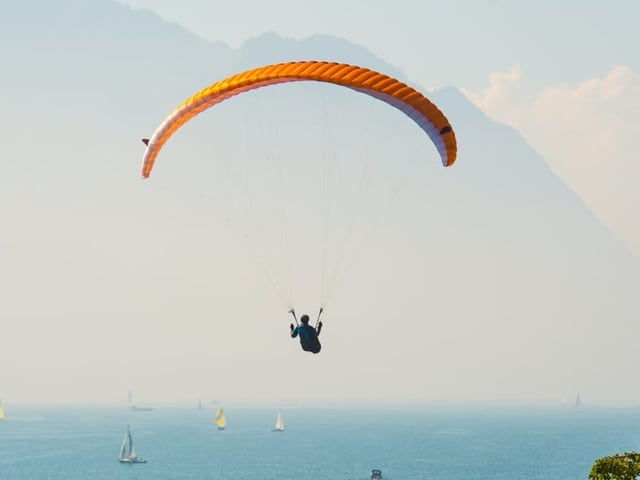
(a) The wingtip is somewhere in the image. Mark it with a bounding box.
[142,138,149,146]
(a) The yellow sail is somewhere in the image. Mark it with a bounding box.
[213,407,226,430]
[0,400,4,421]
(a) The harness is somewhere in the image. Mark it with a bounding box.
[289,307,323,329]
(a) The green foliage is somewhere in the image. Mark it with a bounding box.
[589,452,640,480]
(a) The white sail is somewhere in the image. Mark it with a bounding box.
[119,438,128,459]
[274,411,284,431]
[119,427,132,460]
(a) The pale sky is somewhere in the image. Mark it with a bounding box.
[1,1,639,407]
[120,0,640,256]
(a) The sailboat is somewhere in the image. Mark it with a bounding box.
[273,410,284,432]
[118,425,147,464]
[213,407,226,430]
[127,389,154,412]
[0,398,4,421]
[574,393,582,407]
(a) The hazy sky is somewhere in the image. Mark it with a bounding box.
[2,1,639,408]
[120,0,640,256]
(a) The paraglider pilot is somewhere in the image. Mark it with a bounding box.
[289,309,323,354]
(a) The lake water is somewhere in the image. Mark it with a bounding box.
[1,405,638,479]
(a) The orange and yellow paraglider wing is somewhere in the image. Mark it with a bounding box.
[141,61,457,179]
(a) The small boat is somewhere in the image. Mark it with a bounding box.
[371,469,383,479]
[127,389,154,412]
[130,405,154,412]
[0,398,4,421]
[118,425,147,464]
[272,410,284,432]
[214,407,226,430]
[574,393,582,407]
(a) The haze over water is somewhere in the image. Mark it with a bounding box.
[1,405,638,479]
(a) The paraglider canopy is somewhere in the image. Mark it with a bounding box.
[141,61,457,179]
